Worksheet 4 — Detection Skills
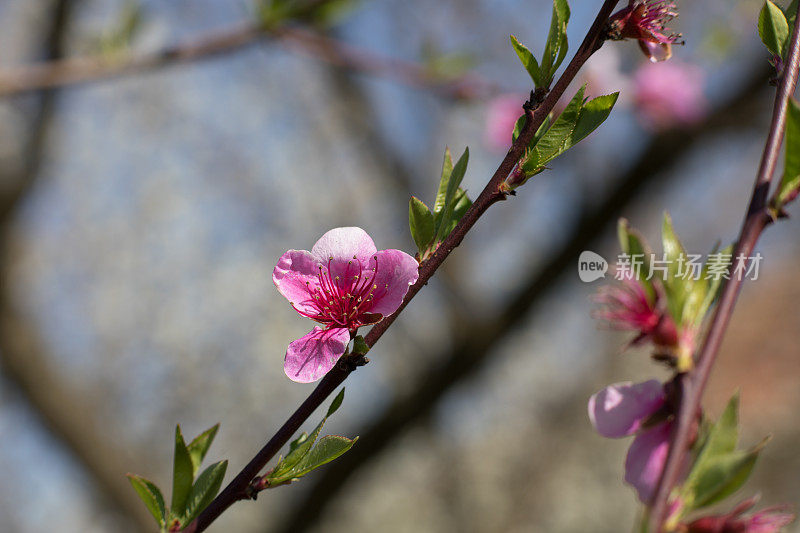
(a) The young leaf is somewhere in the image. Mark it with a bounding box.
[683,443,764,510]
[571,93,619,146]
[433,147,454,217]
[661,212,693,323]
[271,388,346,478]
[433,148,469,243]
[127,474,167,527]
[510,35,543,88]
[268,435,358,485]
[540,0,571,81]
[523,86,585,172]
[777,98,800,205]
[327,388,346,418]
[187,424,220,477]
[409,197,435,252]
[171,425,195,517]
[441,189,472,238]
[758,0,790,57]
[182,460,228,525]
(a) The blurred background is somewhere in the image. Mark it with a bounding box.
[0,0,798,531]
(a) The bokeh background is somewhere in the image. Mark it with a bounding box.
[0,0,798,531]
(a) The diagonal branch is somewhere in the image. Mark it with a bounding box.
[648,2,800,529]
[272,64,773,533]
[184,2,621,530]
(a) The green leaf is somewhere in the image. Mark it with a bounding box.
[759,0,790,57]
[268,435,358,485]
[327,388,346,417]
[512,111,552,148]
[681,394,750,510]
[785,0,798,29]
[684,444,763,510]
[541,0,571,82]
[271,388,346,479]
[171,425,195,517]
[510,35,543,87]
[409,196,435,252]
[694,243,733,324]
[182,460,228,524]
[433,147,469,243]
[442,188,472,238]
[571,93,619,145]
[524,86,585,172]
[187,424,220,477]
[127,474,167,527]
[433,147,454,217]
[777,98,800,205]
[617,218,655,300]
[661,212,693,323]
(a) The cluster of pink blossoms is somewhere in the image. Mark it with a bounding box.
[274,227,418,383]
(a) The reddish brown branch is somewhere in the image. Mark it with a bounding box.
[648,3,800,530]
[183,2,620,531]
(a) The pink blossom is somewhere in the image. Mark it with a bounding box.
[686,497,795,532]
[589,380,671,503]
[594,278,679,348]
[607,0,683,62]
[588,380,665,438]
[633,61,707,130]
[484,94,525,151]
[274,227,419,383]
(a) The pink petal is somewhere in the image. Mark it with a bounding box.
[625,421,672,504]
[273,249,322,315]
[639,40,672,62]
[364,249,420,316]
[588,380,665,438]
[284,326,350,383]
[312,227,377,264]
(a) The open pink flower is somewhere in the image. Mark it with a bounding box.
[634,61,707,130]
[589,380,672,503]
[686,496,795,532]
[274,227,419,383]
[607,0,683,62]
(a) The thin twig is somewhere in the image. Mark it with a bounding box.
[648,3,800,530]
[0,23,502,100]
[183,2,620,531]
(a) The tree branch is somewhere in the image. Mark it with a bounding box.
[272,64,773,533]
[0,22,502,100]
[184,2,621,530]
[648,3,800,529]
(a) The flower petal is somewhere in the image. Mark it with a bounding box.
[639,40,672,62]
[284,326,350,383]
[588,380,665,438]
[625,421,672,504]
[312,227,377,264]
[273,249,321,315]
[364,249,420,316]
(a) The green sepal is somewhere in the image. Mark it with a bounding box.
[127,474,167,527]
[171,425,195,517]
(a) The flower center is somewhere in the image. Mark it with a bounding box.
[295,255,383,329]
